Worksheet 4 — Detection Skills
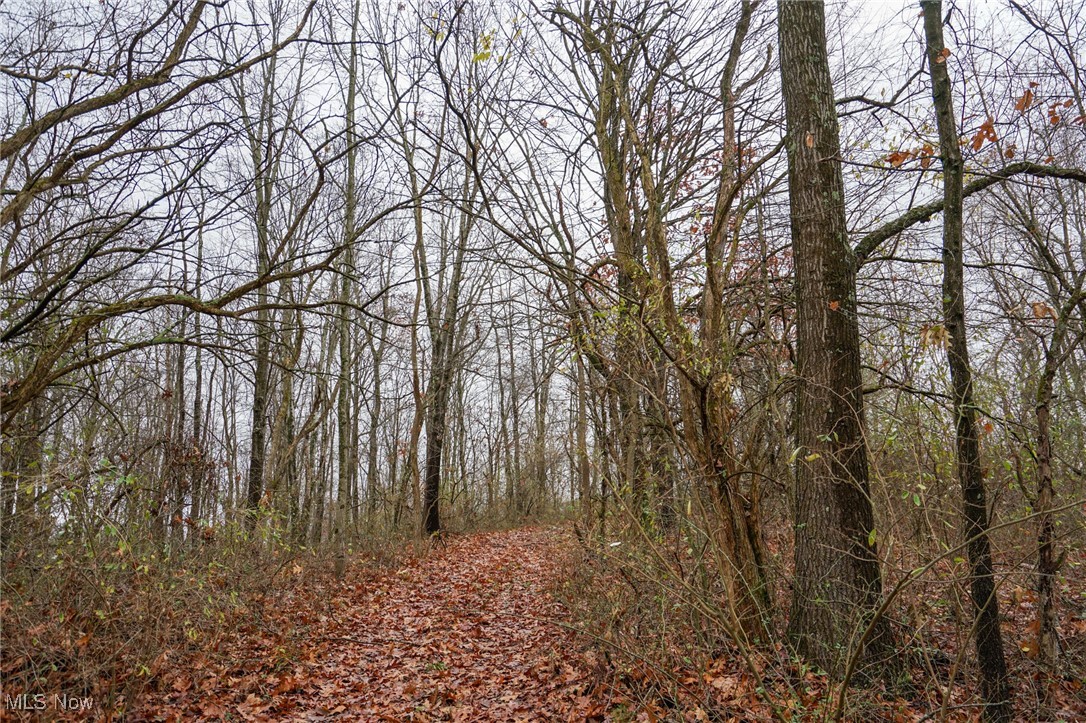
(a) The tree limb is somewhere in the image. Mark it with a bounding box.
[854,162,1086,265]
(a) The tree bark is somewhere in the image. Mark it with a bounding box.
[245,273,271,529]
[778,0,891,676]
[421,159,475,535]
[365,314,387,528]
[334,0,361,578]
[422,337,452,535]
[1029,296,1083,670]
[921,3,1011,719]
[1034,367,1059,668]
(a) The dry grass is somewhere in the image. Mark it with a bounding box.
[0,518,413,720]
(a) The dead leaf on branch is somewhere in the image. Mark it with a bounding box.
[920,323,949,348]
[1014,88,1034,113]
[970,117,998,151]
[1032,301,1057,320]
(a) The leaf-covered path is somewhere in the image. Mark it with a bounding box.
[138,527,601,721]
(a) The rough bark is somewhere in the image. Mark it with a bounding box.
[1034,368,1059,668]
[778,0,891,676]
[422,337,452,536]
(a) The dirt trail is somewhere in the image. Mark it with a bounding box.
[136,527,602,722]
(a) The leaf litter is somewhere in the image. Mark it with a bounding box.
[131,527,614,722]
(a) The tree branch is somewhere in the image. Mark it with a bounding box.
[854,162,1086,265]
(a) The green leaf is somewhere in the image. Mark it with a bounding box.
[868,528,877,547]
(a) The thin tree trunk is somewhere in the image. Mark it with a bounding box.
[365,317,386,528]
[508,317,522,514]
[422,340,452,535]
[922,4,1011,718]
[1034,367,1059,668]
[497,322,515,515]
[334,0,361,577]
[577,360,590,507]
[190,217,205,528]
[1031,307,1083,668]
[244,171,272,530]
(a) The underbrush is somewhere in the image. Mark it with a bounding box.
[556,513,1086,722]
[0,518,413,720]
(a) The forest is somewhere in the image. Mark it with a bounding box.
[2,0,1085,720]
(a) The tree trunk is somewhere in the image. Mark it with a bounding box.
[244,157,273,531]
[422,339,451,536]
[507,314,522,514]
[1030,298,1082,669]
[334,0,361,576]
[922,3,1011,719]
[365,318,386,528]
[576,360,591,506]
[778,0,891,677]
[1034,369,1059,669]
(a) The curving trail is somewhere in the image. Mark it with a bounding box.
[137,527,604,722]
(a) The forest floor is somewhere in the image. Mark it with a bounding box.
[129,526,609,722]
[8,524,1083,721]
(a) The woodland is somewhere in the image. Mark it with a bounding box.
[1,0,1086,720]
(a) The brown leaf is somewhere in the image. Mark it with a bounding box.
[1014,88,1034,113]
[920,324,949,349]
[887,150,910,167]
[1032,302,1056,319]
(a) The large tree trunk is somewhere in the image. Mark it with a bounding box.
[778,0,891,677]
[921,3,1011,719]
